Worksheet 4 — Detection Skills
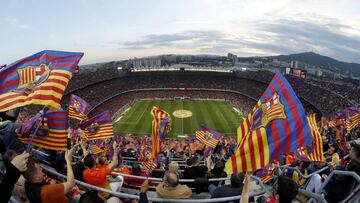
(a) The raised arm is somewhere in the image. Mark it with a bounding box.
[63,145,77,194]
[108,142,119,171]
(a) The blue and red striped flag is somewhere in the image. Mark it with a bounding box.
[151,106,171,163]
[195,125,222,148]
[68,94,91,121]
[79,111,115,140]
[0,50,83,112]
[17,108,68,151]
[226,72,312,174]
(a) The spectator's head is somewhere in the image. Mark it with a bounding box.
[350,141,360,159]
[84,154,96,169]
[164,171,179,188]
[3,149,17,162]
[0,108,20,122]
[132,162,141,176]
[322,135,328,144]
[275,176,299,203]
[79,190,106,203]
[169,161,179,174]
[97,156,107,166]
[230,173,245,188]
[24,156,44,183]
[329,145,338,155]
[346,158,360,175]
[186,158,192,167]
[211,161,225,177]
[300,161,310,170]
[191,155,200,166]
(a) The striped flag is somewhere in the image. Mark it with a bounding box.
[79,111,115,140]
[151,107,171,162]
[143,159,157,175]
[346,114,360,133]
[226,72,312,174]
[0,50,83,112]
[189,137,205,153]
[300,114,325,162]
[90,145,104,155]
[68,94,91,121]
[17,108,68,151]
[195,125,222,148]
[334,126,349,153]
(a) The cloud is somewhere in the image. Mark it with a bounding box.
[119,19,360,63]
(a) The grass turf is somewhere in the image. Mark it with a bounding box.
[113,99,243,138]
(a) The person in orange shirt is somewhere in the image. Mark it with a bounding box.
[112,155,131,183]
[24,145,77,203]
[83,142,119,198]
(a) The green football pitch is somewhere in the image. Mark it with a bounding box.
[113,99,244,138]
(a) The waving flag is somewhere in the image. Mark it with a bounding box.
[89,145,104,155]
[0,50,83,112]
[17,108,68,151]
[294,114,324,162]
[189,137,205,153]
[151,106,171,162]
[226,72,312,174]
[68,94,91,121]
[79,111,114,140]
[347,114,360,133]
[195,125,222,147]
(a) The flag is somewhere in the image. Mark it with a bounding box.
[0,50,83,112]
[68,94,91,121]
[195,125,222,148]
[90,145,104,155]
[151,106,171,162]
[143,159,157,175]
[347,114,360,133]
[189,137,205,153]
[226,72,312,174]
[334,126,349,153]
[305,114,325,162]
[18,108,68,151]
[79,111,115,140]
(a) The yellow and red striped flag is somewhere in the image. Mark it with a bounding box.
[347,114,360,133]
[0,50,83,112]
[89,145,104,155]
[295,114,325,162]
[151,106,171,162]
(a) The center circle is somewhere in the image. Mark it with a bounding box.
[172,109,192,118]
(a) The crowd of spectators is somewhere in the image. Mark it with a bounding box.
[62,68,355,117]
[1,107,360,203]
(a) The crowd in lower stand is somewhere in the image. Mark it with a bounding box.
[1,107,360,203]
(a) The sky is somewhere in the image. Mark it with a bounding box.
[1,0,360,65]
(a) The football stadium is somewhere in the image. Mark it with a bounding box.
[1,1,360,203]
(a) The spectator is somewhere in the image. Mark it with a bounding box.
[127,162,147,186]
[156,171,192,199]
[208,160,227,186]
[168,161,183,178]
[83,143,119,198]
[0,109,25,153]
[328,145,340,167]
[24,147,76,203]
[0,151,29,203]
[292,161,310,187]
[184,155,208,179]
[72,142,90,181]
[209,173,245,199]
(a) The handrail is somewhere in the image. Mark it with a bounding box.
[111,172,231,183]
[280,165,330,179]
[320,170,360,192]
[41,164,267,202]
[298,189,327,203]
